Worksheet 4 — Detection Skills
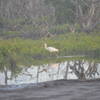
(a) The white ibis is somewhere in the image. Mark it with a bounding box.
[44,43,59,53]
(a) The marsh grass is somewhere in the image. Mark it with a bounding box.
[0,33,100,65]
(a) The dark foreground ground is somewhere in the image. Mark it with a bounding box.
[0,79,100,100]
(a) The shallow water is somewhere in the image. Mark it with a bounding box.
[0,60,100,85]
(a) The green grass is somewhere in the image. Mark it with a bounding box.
[0,33,100,66]
[3,31,21,35]
[44,33,100,55]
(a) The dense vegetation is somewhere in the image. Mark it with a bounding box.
[45,0,100,32]
[0,0,100,69]
[0,33,99,68]
[0,0,100,38]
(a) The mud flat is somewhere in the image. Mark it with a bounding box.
[0,79,100,100]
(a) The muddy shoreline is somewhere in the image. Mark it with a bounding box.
[0,79,100,100]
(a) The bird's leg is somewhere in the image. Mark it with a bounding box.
[53,52,58,58]
[49,53,52,57]
[49,52,58,58]
[49,53,54,57]
[56,52,59,58]
[49,53,51,57]
[51,53,54,57]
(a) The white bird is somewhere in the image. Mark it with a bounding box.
[44,43,59,53]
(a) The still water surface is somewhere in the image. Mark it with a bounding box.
[0,60,100,85]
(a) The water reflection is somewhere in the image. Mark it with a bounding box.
[0,60,100,85]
